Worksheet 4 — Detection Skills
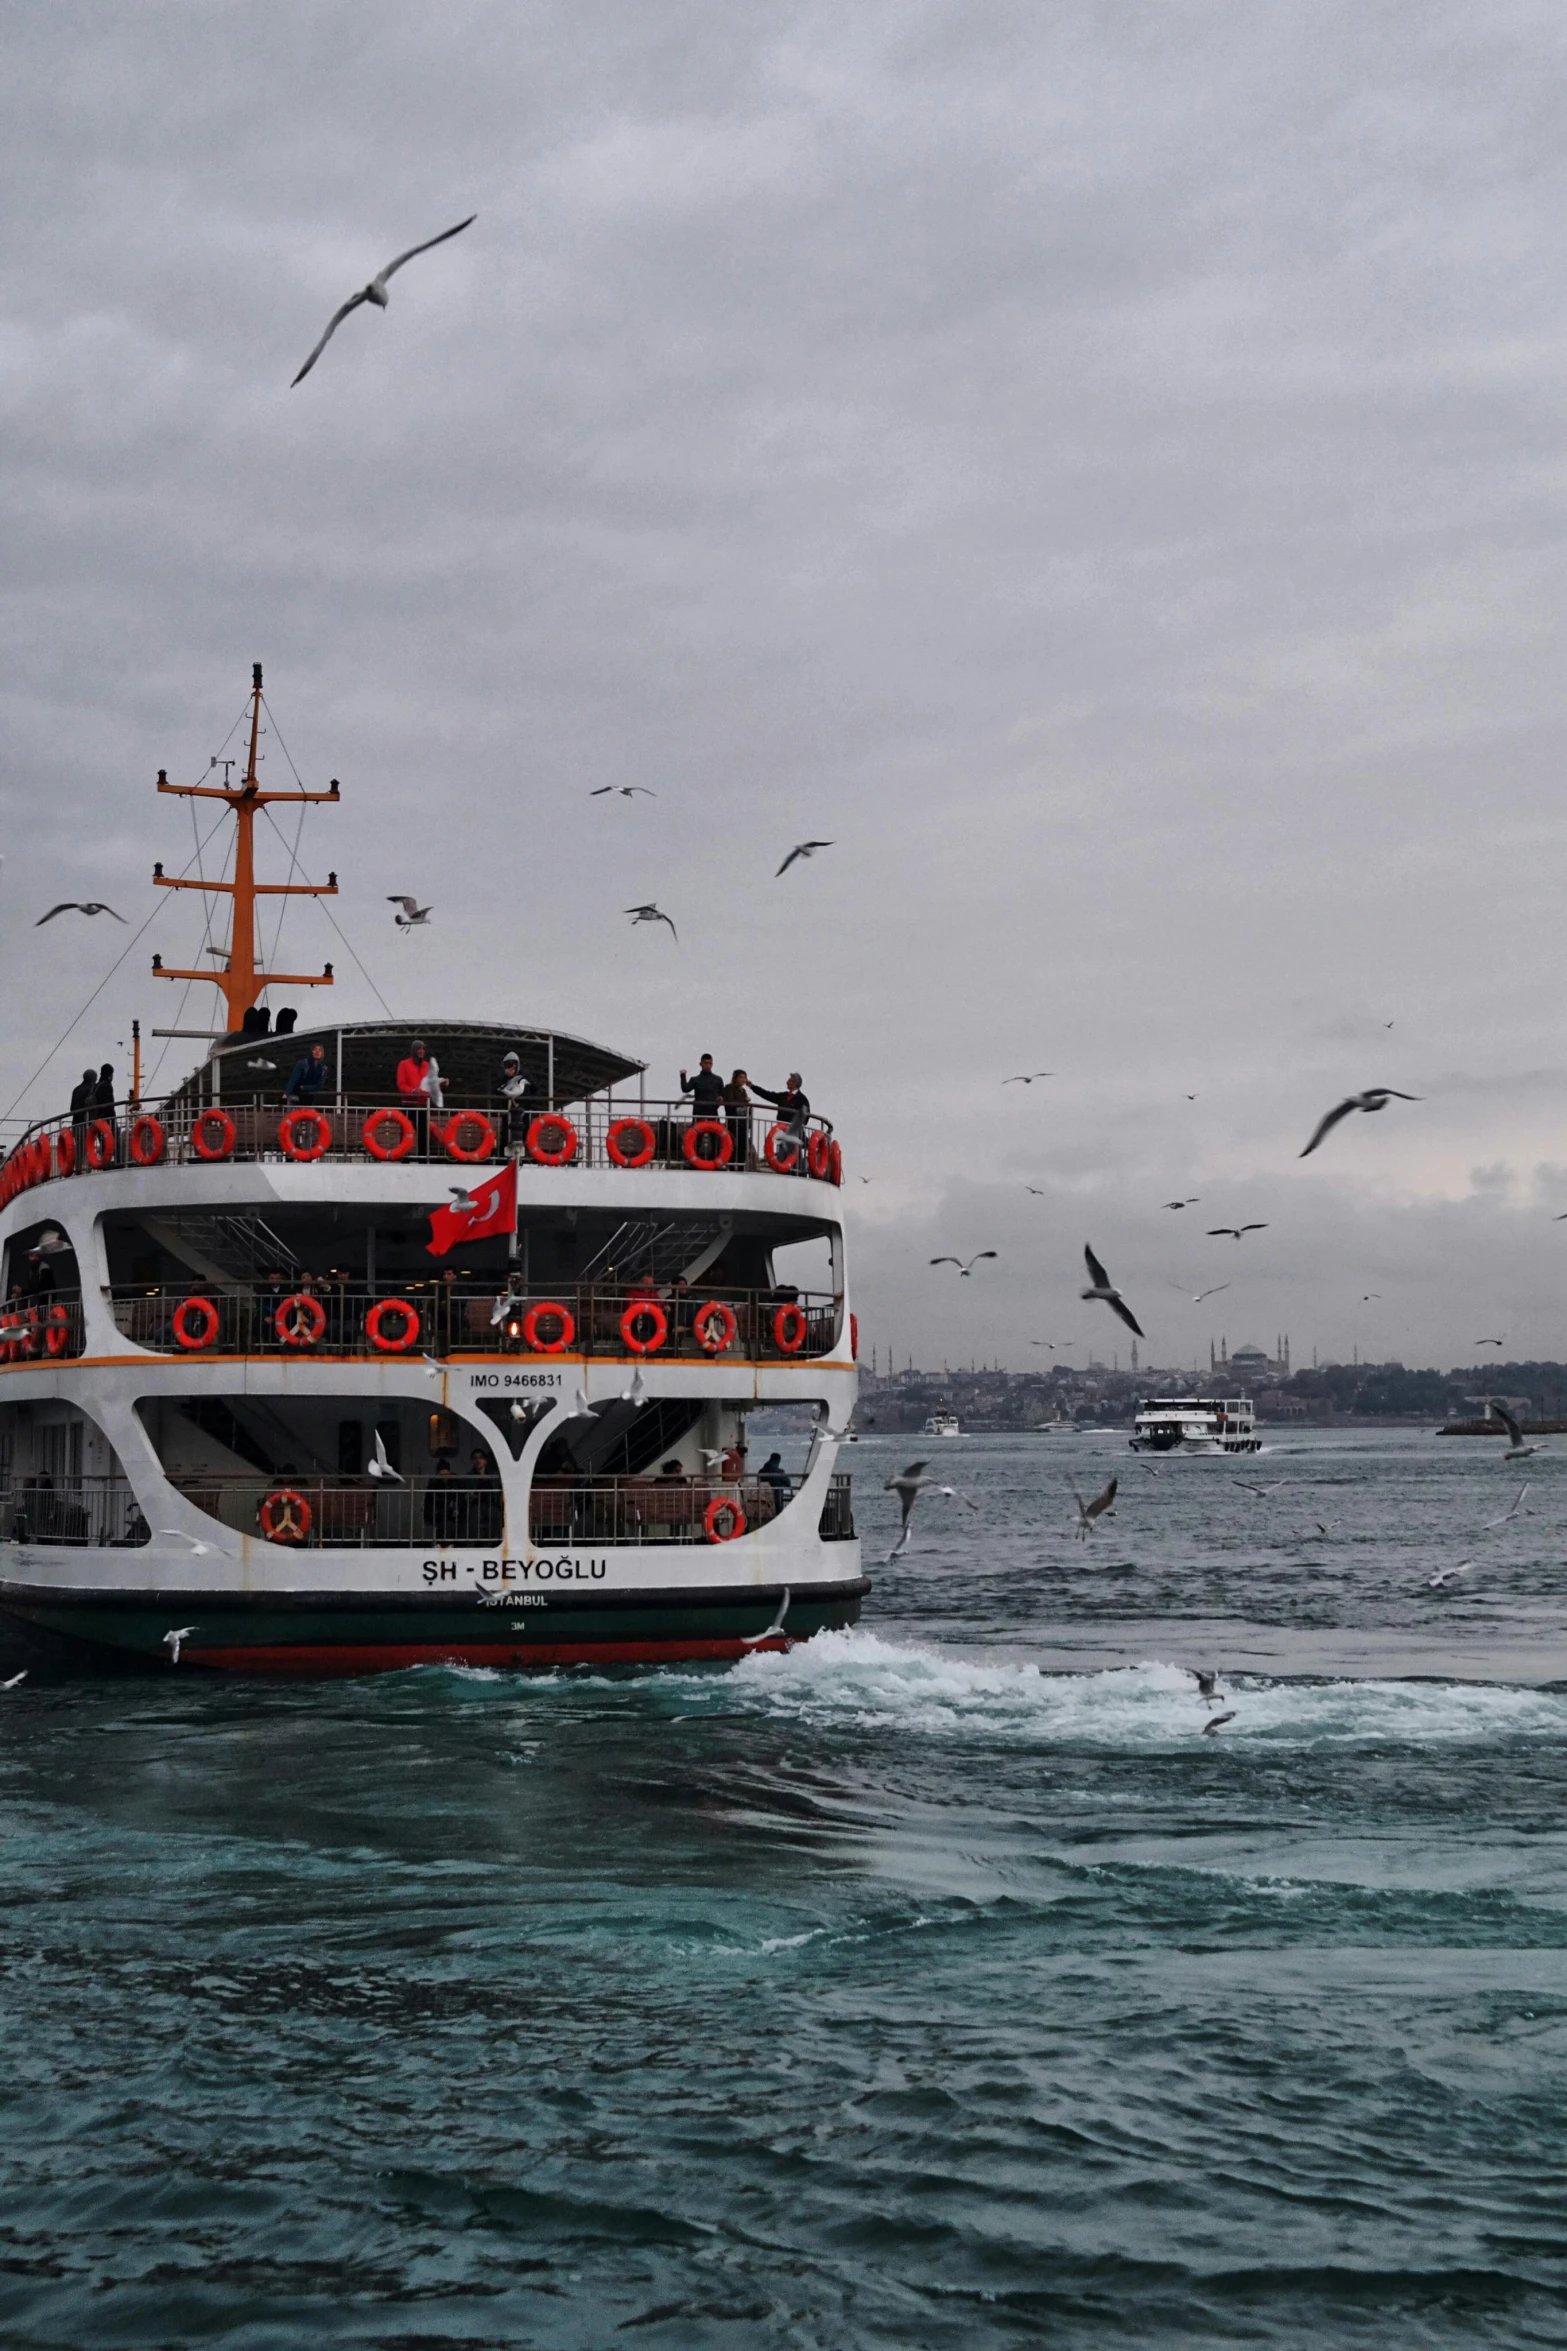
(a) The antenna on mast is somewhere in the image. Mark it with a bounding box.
[151,662,340,1034]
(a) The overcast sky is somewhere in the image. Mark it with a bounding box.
[4,1,1567,1372]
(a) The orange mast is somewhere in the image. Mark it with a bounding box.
[151,663,339,1034]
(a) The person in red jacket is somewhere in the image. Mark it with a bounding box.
[396,1040,434,1153]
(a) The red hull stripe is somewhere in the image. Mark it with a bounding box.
[184,1635,791,1675]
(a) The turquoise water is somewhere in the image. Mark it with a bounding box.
[3,1429,1567,2347]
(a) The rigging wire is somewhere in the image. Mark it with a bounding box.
[259,801,397,1022]
[257,695,309,980]
[1,802,236,1125]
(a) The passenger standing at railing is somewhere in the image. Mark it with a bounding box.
[91,1064,118,1162]
[285,1041,329,1110]
[752,1072,812,1171]
[679,1055,725,1115]
[495,1051,533,1151]
[396,1040,434,1152]
[69,1068,96,1173]
[723,1070,753,1166]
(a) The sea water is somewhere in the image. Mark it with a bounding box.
[2,1428,1566,2348]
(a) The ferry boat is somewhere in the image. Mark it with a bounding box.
[0,670,863,1673]
[921,1408,960,1437]
[1128,1396,1260,1455]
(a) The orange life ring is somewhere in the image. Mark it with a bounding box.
[278,1108,331,1162]
[0,1314,20,1362]
[260,1487,312,1544]
[192,1109,236,1162]
[362,1106,415,1162]
[14,1309,39,1359]
[694,1299,737,1355]
[605,1116,656,1168]
[684,1120,733,1170]
[129,1115,166,1167]
[620,1298,667,1354]
[829,1139,843,1186]
[275,1291,327,1348]
[773,1302,807,1355]
[43,1303,71,1358]
[54,1128,76,1177]
[523,1300,575,1353]
[443,1111,497,1164]
[807,1129,832,1180]
[527,1113,578,1167]
[762,1122,800,1171]
[85,1120,116,1171]
[703,1494,747,1544]
[365,1297,420,1354]
[172,1295,220,1352]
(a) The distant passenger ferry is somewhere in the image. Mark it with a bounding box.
[922,1408,960,1437]
[1129,1396,1260,1455]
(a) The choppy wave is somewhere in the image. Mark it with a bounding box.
[641,1631,1567,1748]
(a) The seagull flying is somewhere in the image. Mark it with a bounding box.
[1004,1072,1054,1086]
[740,1589,792,1648]
[1,1670,26,1691]
[151,1530,214,1555]
[621,1364,648,1406]
[163,1625,198,1665]
[1299,1089,1421,1158]
[388,895,432,930]
[1487,1401,1539,1460]
[1190,1668,1225,1702]
[776,841,834,877]
[1426,1560,1473,1590]
[1070,1477,1117,1539]
[1475,1337,1506,1349]
[884,1460,978,1560]
[1081,1244,1144,1338]
[367,1428,403,1483]
[291,213,477,386]
[1162,1198,1201,1209]
[36,902,125,926]
[1206,1224,1269,1241]
[625,903,677,941]
[1202,1712,1237,1736]
[590,785,657,798]
[1483,1482,1530,1529]
[929,1252,998,1278]
[1235,1478,1286,1497]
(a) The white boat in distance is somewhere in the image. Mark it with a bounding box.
[1129,1396,1261,1455]
[922,1409,960,1437]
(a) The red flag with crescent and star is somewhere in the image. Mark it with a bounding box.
[426,1158,517,1257]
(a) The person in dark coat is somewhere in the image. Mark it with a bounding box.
[68,1068,96,1172]
[90,1062,118,1161]
[679,1055,725,1115]
[285,1041,329,1107]
[752,1073,811,1170]
[495,1051,533,1149]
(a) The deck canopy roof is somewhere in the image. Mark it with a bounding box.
[183,1019,646,1107]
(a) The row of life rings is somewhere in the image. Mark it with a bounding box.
[0,1303,71,1361]
[252,1480,748,1547]
[171,1293,424,1354]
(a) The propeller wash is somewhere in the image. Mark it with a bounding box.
[0,669,863,1673]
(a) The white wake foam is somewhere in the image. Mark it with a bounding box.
[667,1631,1567,1747]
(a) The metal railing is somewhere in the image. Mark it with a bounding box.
[103,1283,841,1362]
[0,1293,85,1363]
[0,1470,854,1549]
[0,1094,842,1203]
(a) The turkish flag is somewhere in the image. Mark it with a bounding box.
[427,1157,517,1257]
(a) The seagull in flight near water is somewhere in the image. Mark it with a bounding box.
[1487,1402,1540,1460]
[1207,1224,1268,1241]
[884,1461,977,1560]
[1299,1088,1421,1158]
[1081,1244,1144,1337]
[388,895,431,930]
[590,785,657,797]
[1004,1071,1054,1085]
[291,214,477,385]
[367,1428,403,1483]
[1070,1477,1117,1539]
[930,1252,997,1278]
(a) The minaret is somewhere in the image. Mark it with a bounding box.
[150,663,340,1033]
